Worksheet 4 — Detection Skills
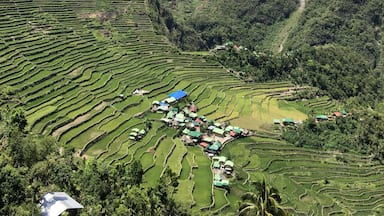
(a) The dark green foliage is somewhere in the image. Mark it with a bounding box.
[10,109,27,132]
[287,0,383,66]
[151,0,298,50]
[283,111,384,162]
[291,45,383,102]
[239,180,287,216]
[0,163,25,214]
[211,44,384,105]
[0,109,55,168]
[0,110,189,215]
[148,0,206,50]
[213,49,297,82]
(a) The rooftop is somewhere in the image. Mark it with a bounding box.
[41,192,83,216]
[169,90,187,100]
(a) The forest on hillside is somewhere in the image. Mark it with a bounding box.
[150,0,298,50]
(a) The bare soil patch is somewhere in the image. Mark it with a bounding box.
[68,67,82,77]
[80,12,103,19]
[147,147,155,153]
[52,113,90,137]
[95,101,107,111]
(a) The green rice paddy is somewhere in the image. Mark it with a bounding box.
[0,0,382,214]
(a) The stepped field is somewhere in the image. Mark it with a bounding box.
[221,137,384,215]
[0,0,383,214]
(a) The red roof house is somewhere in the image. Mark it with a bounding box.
[333,111,342,117]
[229,131,237,137]
[200,142,209,148]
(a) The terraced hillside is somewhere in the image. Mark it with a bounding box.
[221,137,384,215]
[0,0,304,160]
[1,0,383,214]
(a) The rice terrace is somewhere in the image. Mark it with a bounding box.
[1,0,384,215]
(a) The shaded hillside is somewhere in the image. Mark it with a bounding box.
[286,0,383,67]
[151,0,298,50]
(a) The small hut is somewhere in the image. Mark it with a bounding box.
[214,180,229,188]
[224,160,234,172]
[40,192,83,216]
[212,161,221,169]
[212,127,225,137]
[316,115,328,121]
[282,118,295,126]
[200,142,209,148]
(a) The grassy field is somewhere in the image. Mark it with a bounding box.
[0,0,382,214]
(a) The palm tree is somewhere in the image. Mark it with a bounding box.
[238,180,287,216]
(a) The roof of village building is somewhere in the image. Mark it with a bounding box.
[41,192,83,216]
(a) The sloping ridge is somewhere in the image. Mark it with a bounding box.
[273,0,306,53]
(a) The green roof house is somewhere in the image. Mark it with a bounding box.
[316,115,328,121]
[233,128,242,134]
[213,161,221,169]
[188,113,197,118]
[188,131,202,138]
[212,127,225,136]
[208,141,222,151]
[175,113,185,122]
[225,126,234,132]
[214,180,229,187]
[282,118,295,125]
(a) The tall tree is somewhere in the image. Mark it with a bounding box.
[238,180,287,216]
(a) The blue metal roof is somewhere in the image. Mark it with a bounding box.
[169,90,187,100]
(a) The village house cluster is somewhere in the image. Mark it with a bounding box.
[152,90,249,188]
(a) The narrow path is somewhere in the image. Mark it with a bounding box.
[273,0,306,54]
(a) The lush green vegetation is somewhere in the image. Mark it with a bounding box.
[1,0,384,214]
[239,180,287,216]
[287,0,383,66]
[156,0,384,106]
[212,45,384,105]
[0,0,308,213]
[283,111,384,162]
[0,110,188,215]
[151,0,298,50]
